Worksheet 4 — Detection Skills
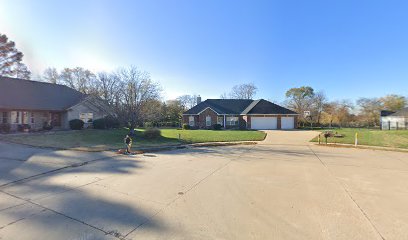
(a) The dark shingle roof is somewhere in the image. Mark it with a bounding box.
[0,76,85,111]
[183,99,298,115]
[246,99,297,115]
[390,107,408,117]
[381,110,395,117]
[184,99,253,114]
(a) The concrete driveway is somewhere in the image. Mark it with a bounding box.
[0,131,408,240]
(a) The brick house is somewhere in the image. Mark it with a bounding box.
[182,98,298,130]
[0,76,112,131]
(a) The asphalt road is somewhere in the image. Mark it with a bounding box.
[0,131,407,240]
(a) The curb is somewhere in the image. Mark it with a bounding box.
[0,138,258,153]
[314,143,408,153]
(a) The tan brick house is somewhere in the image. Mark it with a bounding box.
[0,76,112,131]
[182,98,298,130]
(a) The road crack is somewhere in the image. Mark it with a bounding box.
[307,146,386,240]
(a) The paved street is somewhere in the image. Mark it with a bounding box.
[1,131,408,240]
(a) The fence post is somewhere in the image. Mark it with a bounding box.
[388,121,391,130]
[178,133,181,140]
[355,132,358,147]
[318,134,321,144]
[397,122,399,130]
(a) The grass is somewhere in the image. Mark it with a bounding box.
[0,128,266,150]
[311,128,408,149]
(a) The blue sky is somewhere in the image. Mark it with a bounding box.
[1,0,407,102]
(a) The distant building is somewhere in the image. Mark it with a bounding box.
[380,108,408,130]
[183,98,298,130]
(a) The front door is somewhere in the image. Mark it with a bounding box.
[51,113,61,127]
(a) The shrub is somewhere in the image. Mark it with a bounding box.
[0,123,11,133]
[17,124,31,132]
[182,124,190,130]
[212,124,222,130]
[92,118,106,129]
[43,122,53,131]
[69,119,84,130]
[143,128,161,139]
[105,115,120,129]
[239,125,247,130]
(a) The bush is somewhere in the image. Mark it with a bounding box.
[69,119,84,130]
[182,124,190,130]
[143,128,161,139]
[17,124,31,132]
[212,124,222,130]
[105,115,120,129]
[92,118,106,129]
[43,122,53,131]
[0,123,11,133]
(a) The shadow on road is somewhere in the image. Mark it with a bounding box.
[0,142,168,239]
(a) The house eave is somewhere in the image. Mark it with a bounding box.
[245,113,299,115]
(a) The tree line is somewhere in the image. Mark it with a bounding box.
[1,32,406,129]
[285,86,407,128]
[37,67,260,128]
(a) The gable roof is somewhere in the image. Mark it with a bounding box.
[390,107,408,117]
[0,76,85,111]
[183,99,297,115]
[184,99,254,115]
[246,99,298,115]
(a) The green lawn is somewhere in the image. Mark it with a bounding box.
[1,128,266,151]
[311,128,408,149]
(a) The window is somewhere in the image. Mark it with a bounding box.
[189,116,195,126]
[226,116,238,126]
[217,116,224,126]
[206,116,212,126]
[22,112,29,124]
[80,113,94,123]
[2,112,8,124]
[11,111,21,124]
[30,112,35,124]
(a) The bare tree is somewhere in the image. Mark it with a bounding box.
[220,92,228,99]
[177,94,198,109]
[229,83,258,99]
[311,91,327,125]
[95,72,120,105]
[42,67,59,84]
[59,67,96,94]
[115,66,161,131]
[0,33,31,79]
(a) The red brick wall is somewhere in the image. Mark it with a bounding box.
[182,115,198,127]
[184,113,299,129]
[198,108,218,128]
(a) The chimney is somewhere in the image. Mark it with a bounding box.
[197,95,202,104]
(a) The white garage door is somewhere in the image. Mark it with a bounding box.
[281,117,295,129]
[251,117,277,130]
